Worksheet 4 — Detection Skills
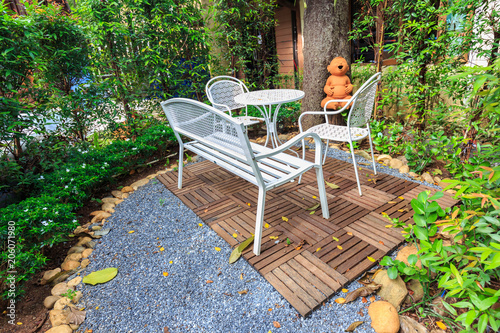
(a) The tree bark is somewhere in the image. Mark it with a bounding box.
[301,0,351,129]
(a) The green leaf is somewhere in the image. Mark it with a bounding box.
[306,203,320,211]
[387,266,398,279]
[413,214,427,227]
[413,225,428,240]
[408,254,418,266]
[229,235,254,264]
[411,200,425,215]
[465,309,477,326]
[450,263,463,287]
[82,267,118,285]
[442,301,457,316]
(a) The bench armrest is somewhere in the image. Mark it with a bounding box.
[254,132,324,165]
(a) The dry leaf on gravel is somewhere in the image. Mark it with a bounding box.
[344,282,381,303]
[345,321,364,332]
[273,321,281,328]
[238,289,248,295]
[68,307,86,325]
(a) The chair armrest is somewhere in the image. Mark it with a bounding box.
[210,102,232,115]
[254,132,324,165]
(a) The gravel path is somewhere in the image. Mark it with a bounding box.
[79,146,438,333]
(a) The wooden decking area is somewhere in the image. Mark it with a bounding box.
[157,152,458,317]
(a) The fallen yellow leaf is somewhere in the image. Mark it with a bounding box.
[332,236,339,241]
[240,273,243,280]
[128,230,135,233]
[198,223,203,227]
[273,321,281,328]
[436,321,447,330]
[335,298,346,304]
[342,288,348,293]
[163,272,169,277]
[247,202,251,206]
[312,196,317,199]
[398,196,404,200]
[264,223,270,228]
[385,225,393,228]
[387,201,397,204]
[232,233,238,238]
[337,245,343,250]
[16,322,22,325]
[282,216,288,222]
[206,280,213,283]
[238,289,248,294]
[169,261,173,264]
[347,232,353,236]
[367,256,376,262]
[381,212,388,216]
[215,247,221,251]
[316,247,321,252]
[96,306,99,310]
[269,236,279,240]
[370,296,376,302]
[159,247,164,251]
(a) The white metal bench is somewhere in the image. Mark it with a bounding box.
[161,98,330,256]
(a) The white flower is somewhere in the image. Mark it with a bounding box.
[65,185,68,189]
[73,219,77,223]
[132,147,137,151]
[82,164,86,168]
[66,169,70,172]
[41,221,48,226]
[125,138,130,141]
[39,176,44,180]
[70,178,74,182]
[24,209,28,212]
[43,207,47,210]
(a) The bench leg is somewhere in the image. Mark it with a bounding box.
[253,187,266,256]
[315,167,330,219]
[178,143,184,189]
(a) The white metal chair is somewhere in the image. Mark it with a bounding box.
[298,72,382,196]
[205,76,265,126]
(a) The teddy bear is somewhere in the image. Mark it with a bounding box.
[320,57,353,109]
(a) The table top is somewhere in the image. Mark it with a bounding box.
[234,89,305,106]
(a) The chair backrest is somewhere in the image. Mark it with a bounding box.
[205,76,249,113]
[347,72,381,128]
[161,98,257,168]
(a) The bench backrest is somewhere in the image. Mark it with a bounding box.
[161,98,264,183]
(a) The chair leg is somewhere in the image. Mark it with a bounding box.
[253,187,267,256]
[298,139,306,184]
[367,126,377,175]
[178,143,184,189]
[315,167,330,219]
[350,141,363,196]
[323,139,330,165]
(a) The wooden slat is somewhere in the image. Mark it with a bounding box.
[264,271,311,317]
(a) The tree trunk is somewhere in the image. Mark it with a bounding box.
[301,0,351,129]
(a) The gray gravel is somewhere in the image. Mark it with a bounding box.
[79,146,433,333]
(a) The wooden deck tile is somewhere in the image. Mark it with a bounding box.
[159,153,457,317]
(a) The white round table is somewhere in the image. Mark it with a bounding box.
[234,89,305,149]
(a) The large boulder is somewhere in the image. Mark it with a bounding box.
[51,282,73,297]
[369,301,400,333]
[389,159,404,169]
[43,296,61,309]
[49,309,70,326]
[396,245,422,269]
[373,270,408,309]
[41,268,61,285]
[399,165,410,174]
[377,154,392,164]
[45,325,73,333]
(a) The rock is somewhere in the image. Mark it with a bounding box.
[73,226,85,235]
[396,156,408,165]
[115,199,124,205]
[102,203,115,213]
[278,134,288,141]
[67,253,82,261]
[101,197,119,204]
[408,172,419,178]
[81,259,90,268]
[355,150,372,160]
[67,276,82,288]
[430,331,446,333]
[376,154,392,164]
[51,282,73,297]
[69,324,80,330]
[373,270,408,308]
[111,190,123,199]
[389,159,404,169]
[122,193,129,199]
[82,248,93,258]
[85,241,96,249]
[405,279,424,304]
[51,271,73,285]
[49,309,70,327]
[46,324,73,333]
[421,172,434,184]
[72,291,83,303]
[146,173,157,180]
[368,301,400,333]
[93,228,110,236]
[67,246,85,255]
[434,176,442,183]
[130,178,149,190]
[396,245,422,268]
[91,226,102,231]
[42,268,61,285]
[61,260,80,271]
[44,296,61,309]
[399,165,410,174]
[157,170,168,175]
[399,315,428,333]
[121,186,134,193]
[91,212,111,224]
[191,155,200,163]
[76,237,92,247]
[53,297,72,310]
[89,210,106,216]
